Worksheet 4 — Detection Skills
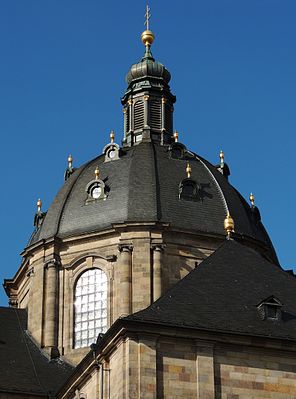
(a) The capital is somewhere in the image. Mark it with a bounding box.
[151,244,165,252]
[118,244,133,253]
[44,258,61,270]
[26,267,35,277]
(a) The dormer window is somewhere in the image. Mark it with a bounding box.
[103,131,120,162]
[257,296,282,321]
[179,178,200,201]
[169,142,186,160]
[85,167,107,203]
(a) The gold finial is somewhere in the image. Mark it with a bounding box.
[37,198,42,212]
[250,192,255,207]
[141,4,155,46]
[68,154,73,169]
[186,162,191,178]
[224,212,235,238]
[220,150,224,168]
[95,166,100,180]
[174,131,179,142]
[110,130,115,143]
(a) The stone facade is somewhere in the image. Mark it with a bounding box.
[5,225,220,365]
[58,327,296,399]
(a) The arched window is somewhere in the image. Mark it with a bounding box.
[74,268,108,349]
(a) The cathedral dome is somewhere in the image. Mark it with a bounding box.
[29,141,277,263]
[27,26,277,264]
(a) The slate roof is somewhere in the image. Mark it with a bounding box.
[125,240,296,341]
[29,142,276,261]
[0,307,73,397]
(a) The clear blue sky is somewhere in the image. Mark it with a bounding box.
[0,1,295,305]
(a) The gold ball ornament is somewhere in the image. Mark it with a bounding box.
[141,29,155,46]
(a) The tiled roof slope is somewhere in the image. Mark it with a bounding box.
[29,142,276,261]
[0,307,73,396]
[126,240,296,340]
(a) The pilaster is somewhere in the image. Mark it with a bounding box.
[118,244,133,317]
[43,257,60,355]
[195,340,216,398]
[151,244,165,301]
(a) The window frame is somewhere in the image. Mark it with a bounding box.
[72,264,109,349]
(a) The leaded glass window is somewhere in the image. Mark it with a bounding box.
[74,268,107,349]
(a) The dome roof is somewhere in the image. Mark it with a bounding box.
[29,142,277,263]
[126,46,171,86]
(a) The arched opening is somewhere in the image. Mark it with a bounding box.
[74,268,108,349]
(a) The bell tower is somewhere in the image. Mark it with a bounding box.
[121,7,176,146]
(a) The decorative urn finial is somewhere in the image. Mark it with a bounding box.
[220,150,224,168]
[186,162,192,178]
[224,212,235,238]
[37,198,42,212]
[95,166,100,180]
[110,130,115,144]
[68,154,73,169]
[250,192,255,208]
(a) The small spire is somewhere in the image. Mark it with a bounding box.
[173,131,179,142]
[95,166,100,180]
[110,130,115,144]
[220,150,224,168]
[141,4,155,46]
[37,198,42,212]
[186,162,191,178]
[224,212,234,238]
[250,192,255,207]
[68,154,73,169]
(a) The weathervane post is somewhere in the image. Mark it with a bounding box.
[145,4,151,30]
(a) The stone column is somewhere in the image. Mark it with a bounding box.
[151,245,164,301]
[118,245,133,316]
[44,258,60,355]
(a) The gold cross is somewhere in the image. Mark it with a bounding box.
[144,4,151,30]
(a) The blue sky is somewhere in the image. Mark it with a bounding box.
[0,1,295,305]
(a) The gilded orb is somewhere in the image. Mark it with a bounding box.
[141,29,155,46]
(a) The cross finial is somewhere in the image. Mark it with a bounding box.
[144,4,151,30]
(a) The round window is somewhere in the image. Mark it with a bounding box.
[108,148,116,159]
[91,186,102,199]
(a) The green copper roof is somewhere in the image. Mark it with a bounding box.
[126,45,171,86]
